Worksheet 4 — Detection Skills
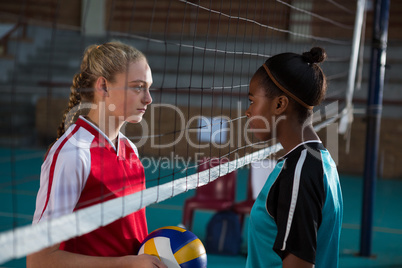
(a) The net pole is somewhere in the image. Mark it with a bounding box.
[359,0,390,257]
[339,0,366,135]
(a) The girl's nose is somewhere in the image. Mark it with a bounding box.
[143,89,152,105]
[245,108,251,118]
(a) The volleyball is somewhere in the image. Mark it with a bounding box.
[138,226,207,268]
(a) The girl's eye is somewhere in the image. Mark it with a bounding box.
[131,85,145,92]
[249,99,254,104]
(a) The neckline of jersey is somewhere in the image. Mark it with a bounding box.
[77,116,120,155]
[279,140,322,160]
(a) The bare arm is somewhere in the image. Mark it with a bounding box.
[283,253,314,268]
[26,244,167,268]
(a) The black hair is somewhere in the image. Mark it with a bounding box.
[255,47,327,122]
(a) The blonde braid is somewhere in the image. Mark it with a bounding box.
[55,41,146,140]
[57,73,85,138]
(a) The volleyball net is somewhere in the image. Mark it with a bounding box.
[0,0,365,264]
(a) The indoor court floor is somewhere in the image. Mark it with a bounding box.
[1,148,402,267]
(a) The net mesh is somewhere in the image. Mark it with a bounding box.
[0,0,361,264]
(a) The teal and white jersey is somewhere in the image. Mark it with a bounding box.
[246,141,343,268]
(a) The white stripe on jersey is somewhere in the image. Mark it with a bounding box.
[33,124,93,224]
[281,149,307,250]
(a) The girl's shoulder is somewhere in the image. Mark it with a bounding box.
[45,124,95,163]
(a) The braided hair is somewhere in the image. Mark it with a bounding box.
[56,41,146,139]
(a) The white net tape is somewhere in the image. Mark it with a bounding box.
[0,144,283,263]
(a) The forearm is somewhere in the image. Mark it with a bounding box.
[26,244,162,268]
[27,244,124,268]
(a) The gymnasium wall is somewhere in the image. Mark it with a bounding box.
[2,0,401,178]
[1,0,401,41]
[0,0,81,28]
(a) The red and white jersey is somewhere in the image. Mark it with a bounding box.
[33,116,148,256]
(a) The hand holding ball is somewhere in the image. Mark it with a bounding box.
[138,226,207,268]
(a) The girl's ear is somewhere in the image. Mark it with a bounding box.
[273,95,289,115]
[94,76,108,97]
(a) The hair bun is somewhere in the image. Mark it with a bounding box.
[302,47,327,64]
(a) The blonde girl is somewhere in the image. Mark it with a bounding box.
[27,42,166,268]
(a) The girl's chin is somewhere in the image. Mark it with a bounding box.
[249,131,271,142]
[126,115,143,124]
